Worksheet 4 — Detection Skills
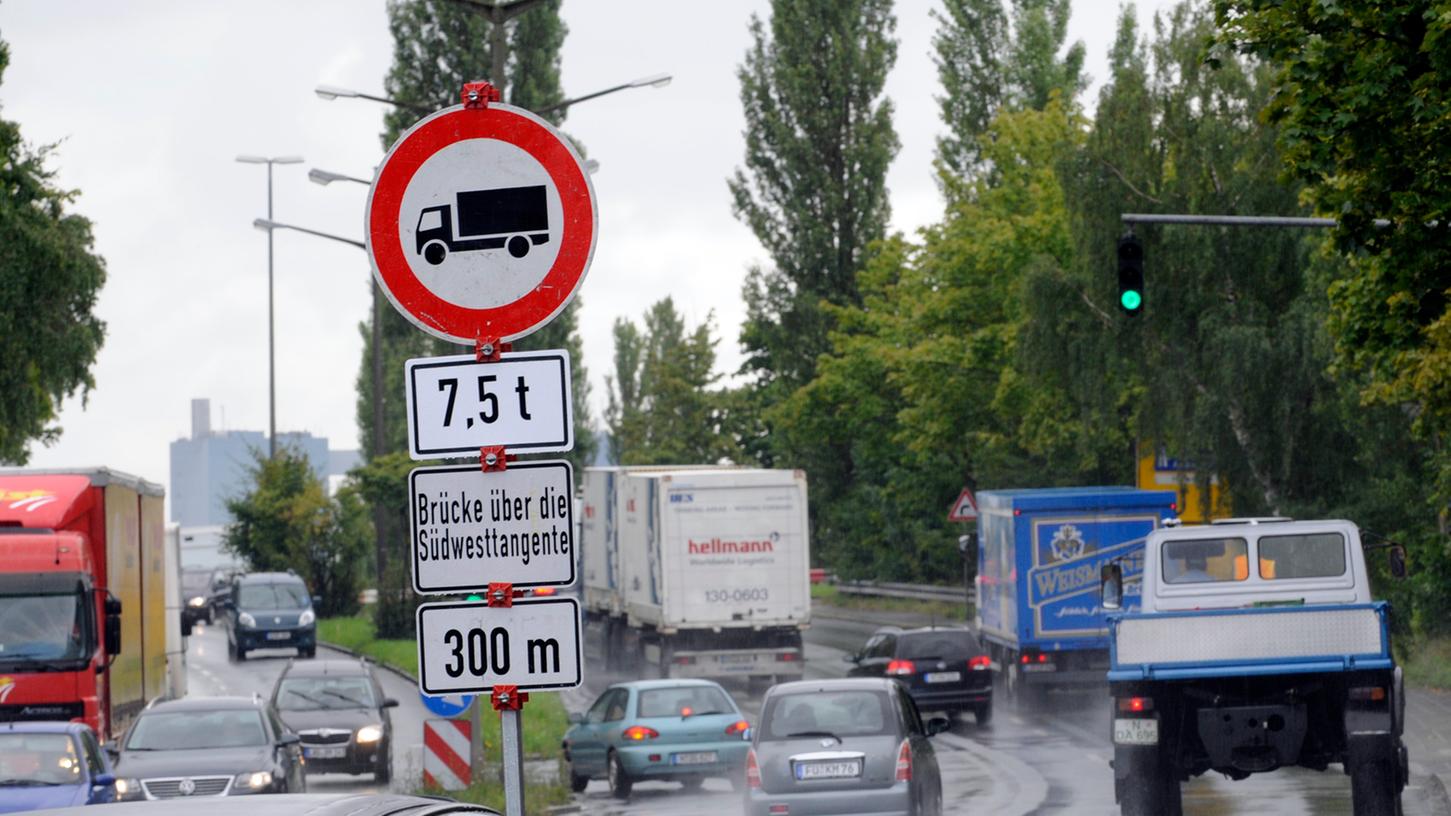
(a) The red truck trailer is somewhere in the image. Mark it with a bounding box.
[0,468,177,741]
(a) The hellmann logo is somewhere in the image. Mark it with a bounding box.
[688,538,774,554]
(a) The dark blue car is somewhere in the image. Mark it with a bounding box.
[0,721,115,812]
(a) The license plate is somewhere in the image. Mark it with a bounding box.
[925,671,962,684]
[672,751,718,765]
[795,760,861,780]
[266,631,291,641]
[718,654,753,664]
[304,747,346,759]
[1113,718,1159,745]
[1022,662,1057,673]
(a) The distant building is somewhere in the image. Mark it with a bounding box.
[169,398,359,526]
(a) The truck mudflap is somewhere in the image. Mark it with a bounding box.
[1196,703,1307,773]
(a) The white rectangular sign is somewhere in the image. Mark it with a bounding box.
[405,351,574,460]
[416,597,583,695]
[410,461,576,593]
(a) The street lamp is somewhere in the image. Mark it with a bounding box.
[314,85,432,116]
[236,154,303,459]
[533,73,674,116]
[308,168,372,187]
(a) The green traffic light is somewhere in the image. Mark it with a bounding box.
[1120,290,1143,311]
[466,594,483,601]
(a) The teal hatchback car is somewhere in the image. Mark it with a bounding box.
[562,680,752,799]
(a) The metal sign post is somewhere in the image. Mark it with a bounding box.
[493,686,526,815]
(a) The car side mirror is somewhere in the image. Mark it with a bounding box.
[1101,563,1124,611]
[1389,546,1407,580]
[381,698,399,709]
[843,653,861,664]
[92,773,116,788]
[277,733,301,747]
[104,596,122,658]
[925,716,951,737]
[567,712,584,725]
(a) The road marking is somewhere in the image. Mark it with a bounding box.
[935,731,1048,816]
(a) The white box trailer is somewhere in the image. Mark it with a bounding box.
[608,468,810,683]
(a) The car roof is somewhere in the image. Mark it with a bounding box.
[897,625,975,636]
[237,572,304,585]
[0,721,88,736]
[145,696,263,713]
[764,677,897,697]
[608,679,726,692]
[282,659,373,678]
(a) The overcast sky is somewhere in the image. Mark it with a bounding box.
[1,0,1176,497]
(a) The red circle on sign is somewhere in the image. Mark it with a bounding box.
[367,104,596,343]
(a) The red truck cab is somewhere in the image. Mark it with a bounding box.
[0,469,169,741]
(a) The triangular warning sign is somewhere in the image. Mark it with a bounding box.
[947,488,978,522]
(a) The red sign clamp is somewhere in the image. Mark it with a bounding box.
[461,81,500,110]
[491,684,529,711]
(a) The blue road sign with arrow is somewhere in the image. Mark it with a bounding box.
[420,691,475,717]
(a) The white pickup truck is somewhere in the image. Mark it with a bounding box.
[1101,518,1407,816]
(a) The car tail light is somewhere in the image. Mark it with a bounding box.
[769,806,789,815]
[1349,686,1387,702]
[725,720,750,736]
[968,655,991,671]
[1117,696,1154,713]
[777,651,800,662]
[622,726,659,741]
[1020,653,1031,664]
[895,739,912,781]
[886,659,916,676]
[1037,653,1050,663]
[674,655,697,665]
[746,748,762,789]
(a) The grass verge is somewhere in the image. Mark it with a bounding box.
[317,614,570,758]
[811,582,971,621]
[1400,635,1451,690]
[418,778,574,815]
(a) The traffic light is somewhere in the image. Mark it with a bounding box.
[1117,232,1145,315]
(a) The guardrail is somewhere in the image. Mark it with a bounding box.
[835,580,975,605]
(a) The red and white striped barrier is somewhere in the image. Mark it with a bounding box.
[423,718,472,791]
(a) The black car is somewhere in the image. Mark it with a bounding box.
[847,626,994,725]
[180,568,214,627]
[270,658,398,783]
[225,572,317,660]
[111,696,306,800]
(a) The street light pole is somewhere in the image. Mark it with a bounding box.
[237,155,303,459]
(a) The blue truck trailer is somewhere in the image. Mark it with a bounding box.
[974,486,1178,705]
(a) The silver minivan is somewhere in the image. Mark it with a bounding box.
[744,678,946,816]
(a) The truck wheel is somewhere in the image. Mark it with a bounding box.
[607,751,632,799]
[1118,774,1164,816]
[423,241,447,265]
[507,235,530,258]
[1351,760,1401,816]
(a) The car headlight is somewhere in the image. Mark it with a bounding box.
[114,777,144,801]
[356,725,383,744]
[188,596,207,608]
[238,612,256,628]
[298,609,315,626]
[234,770,272,791]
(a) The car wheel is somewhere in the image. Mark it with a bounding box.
[680,776,704,791]
[568,761,589,793]
[975,701,993,727]
[236,645,247,662]
[607,751,632,799]
[300,646,316,659]
[374,754,392,786]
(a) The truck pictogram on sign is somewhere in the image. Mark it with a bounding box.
[416,185,550,264]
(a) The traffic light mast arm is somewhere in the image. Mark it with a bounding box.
[1122,213,1392,229]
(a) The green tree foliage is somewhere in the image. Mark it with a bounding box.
[731,0,899,399]
[223,449,369,618]
[0,35,107,464]
[932,0,1085,189]
[606,298,734,466]
[1211,0,1451,516]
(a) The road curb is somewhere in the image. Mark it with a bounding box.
[317,639,419,685]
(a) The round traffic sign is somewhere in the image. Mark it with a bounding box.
[419,690,475,718]
[367,102,597,344]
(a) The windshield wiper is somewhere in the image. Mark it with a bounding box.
[320,690,368,707]
[0,778,60,787]
[285,690,330,708]
[785,731,842,743]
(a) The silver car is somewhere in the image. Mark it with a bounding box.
[744,678,946,816]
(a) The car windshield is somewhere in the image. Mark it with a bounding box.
[181,571,212,593]
[276,676,375,710]
[0,593,88,662]
[0,733,80,787]
[238,583,309,610]
[898,630,981,660]
[636,685,734,718]
[126,710,268,750]
[761,691,892,740]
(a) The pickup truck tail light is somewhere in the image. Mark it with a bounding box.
[746,748,762,788]
[622,726,659,741]
[1116,696,1154,713]
[895,739,913,781]
[1019,652,1050,664]
[1349,686,1387,702]
[886,659,916,676]
[968,655,991,671]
